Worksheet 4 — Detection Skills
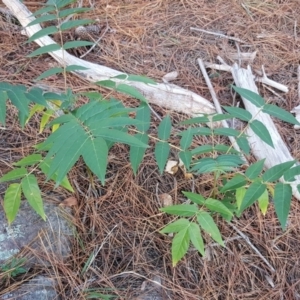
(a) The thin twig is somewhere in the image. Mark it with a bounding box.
[229,222,276,273]
[190,27,246,43]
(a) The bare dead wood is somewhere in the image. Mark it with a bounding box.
[3,0,215,118]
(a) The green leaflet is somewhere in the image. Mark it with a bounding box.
[4,183,22,224]
[129,133,149,175]
[197,211,224,246]
[13,154,43,167]
[180,127,193,150]
[262,160,296,182]
[158,115,172,140]
[160,218,190,234]
[220,174,247,192]
[263,104,300,126]
[188,222,205,256]
[223,106,252,122]
[179,150,192,169]
[232,86,265,107]
[27,26,59,43]
[82,137,108,185]
[182,191,205,205]
[0,167,28,183]
[172,227,190,266]
[21,175,46,221]
[274,183,292,230]
[154,141,170,174]
[60,19,94,31]
[249,120,274,148]
[258,189,269,216]
[160,204,198,217]
[245,159,265,179]
[239,181,266,213]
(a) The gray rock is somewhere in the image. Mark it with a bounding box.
[1,275,59,300]
[0,200,73,267]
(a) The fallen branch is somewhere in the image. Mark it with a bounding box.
[3,0,216,118]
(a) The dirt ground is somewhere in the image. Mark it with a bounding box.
[1,0,300,299]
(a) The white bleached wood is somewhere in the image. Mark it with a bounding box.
[231,64,300,200]
[3,0,215,118]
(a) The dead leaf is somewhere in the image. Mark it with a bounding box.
[158,193,173,206]
[165,160,178,175]
[162,71,178,83]
[59,197,78,207]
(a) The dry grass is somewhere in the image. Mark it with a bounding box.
[1,0,300,299]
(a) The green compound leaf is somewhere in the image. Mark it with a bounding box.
[263,104,300,126]
[27,26,59,43]
[130,133,149,175]
[13,154,43,167]
[4,183,22,225]
[172,227,190,266]
[27,44,61,58]
[155,141,170,174]
[160,204,198,217]
[158,115,171,140]
[21,175,46,221]
[60,19,93,31]
[250,119,274,147]
[239,181,266,213]
[188,222,205,256]
[160,218,190,234]
[0,167,28,183]
[220,174,247,192]
[82,137,108,185]
[274,183,292,230]
[182,191,205,205]
[262,160,296,182]
[223,106,252,122]
[180,127,193,150]
[245,159,265,180]
[232,86,265,107]
[63,40,94,50]
[258,188,269,216]
[197,211,224,246]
